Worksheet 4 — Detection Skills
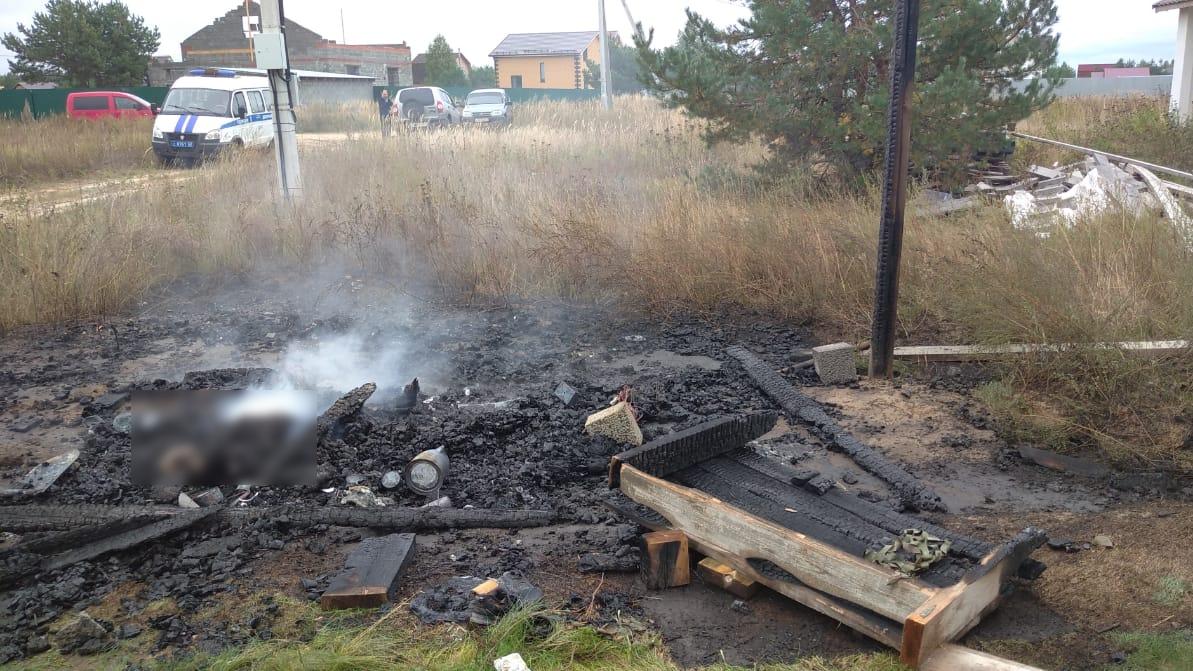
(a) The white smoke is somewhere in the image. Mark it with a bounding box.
[270,333,412,400]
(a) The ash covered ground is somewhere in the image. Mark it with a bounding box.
[0,275,1186,667]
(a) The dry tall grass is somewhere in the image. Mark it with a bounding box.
[2,96,1190,471]
[0,115,154,187]
[1015,95,1193,174]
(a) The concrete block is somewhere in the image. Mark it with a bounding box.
[584,401,643,446]
[812,342,858,384]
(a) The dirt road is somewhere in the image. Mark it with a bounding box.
[0,132,363,218]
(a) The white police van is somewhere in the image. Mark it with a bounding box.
[152,68,274,163]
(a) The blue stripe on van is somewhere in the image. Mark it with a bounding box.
[184,115,199,133]
[174,115,187,132]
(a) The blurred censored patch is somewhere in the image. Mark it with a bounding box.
[131,390,316,487]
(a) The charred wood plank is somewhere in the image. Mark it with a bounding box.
[320,533,416,610]
[317,382,377,437]
[729,450,992,561]
[608,413,777,488]
[41,507,220,572]
[0,504,174,532]
[726,345,944,512]
[0,505,556,533]
[19,516,167,555]
[672,462,871,557]
[698,453,895,550]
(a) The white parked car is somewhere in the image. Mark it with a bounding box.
[152,68,273,163]
[462,89,512,126]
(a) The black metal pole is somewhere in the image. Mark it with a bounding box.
[869,0,921,378]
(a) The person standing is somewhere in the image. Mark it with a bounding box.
[378,89,393,137]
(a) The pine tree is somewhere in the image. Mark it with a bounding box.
[470,65,496,89]
[634,0,1060,184]
[424,35,468,88]
[585,42,648,94]
[3,0,159,87]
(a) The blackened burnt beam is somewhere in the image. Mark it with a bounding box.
[317,382,377,437]
[608,412,778,488]
[726,345,945,512]
[0,504,556,533]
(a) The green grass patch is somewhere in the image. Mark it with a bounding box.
[1109,631,1193,671]
[1153,576,1189,607]
[5,605,910,671]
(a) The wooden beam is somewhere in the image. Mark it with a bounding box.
[900,530,1045,666]
[921,644,1045,671]
[618,464,935,622]
[893,340,1189,363]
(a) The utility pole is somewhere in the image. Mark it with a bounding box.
[868,0,920,378]
[256,0,302,200]
[598,0,613,110]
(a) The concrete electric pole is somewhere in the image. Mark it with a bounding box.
[598,0,613,110]
[255,0,303,200]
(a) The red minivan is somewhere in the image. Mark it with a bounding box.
[66,91,157,119]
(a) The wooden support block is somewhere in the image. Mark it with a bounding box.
[320,533,415,610]
[472,578,501,598]
[697,557,757,599]
[640,530,690,589]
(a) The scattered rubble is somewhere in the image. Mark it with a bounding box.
[410,572,542,626]
[0,450,79,498]
[340,485,393,508]
[49,612,112,656]
[494,652,532,671]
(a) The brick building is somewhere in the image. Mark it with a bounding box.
[411,51,473,85]
[149,3,411,87]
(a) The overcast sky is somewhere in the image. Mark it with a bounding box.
[0,1,1183,74]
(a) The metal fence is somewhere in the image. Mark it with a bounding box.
[1,84,601,119]
[1012,75,1173,98]
[372,85,600,104]
[0,86,169,119]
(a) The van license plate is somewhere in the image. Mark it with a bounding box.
[475,117,490,123]
[170,140,194,148]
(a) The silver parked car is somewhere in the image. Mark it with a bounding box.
[395,86,461,128]
[462,88,512,126]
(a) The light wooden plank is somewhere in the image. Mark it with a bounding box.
[693,535,904,649]
[618,464,934,622]
[921,644,1045,671]
[893,340,1189,362]
[901,534,1042,667]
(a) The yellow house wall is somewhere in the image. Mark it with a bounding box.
[495,36,603,89]
[496,55,581,89]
